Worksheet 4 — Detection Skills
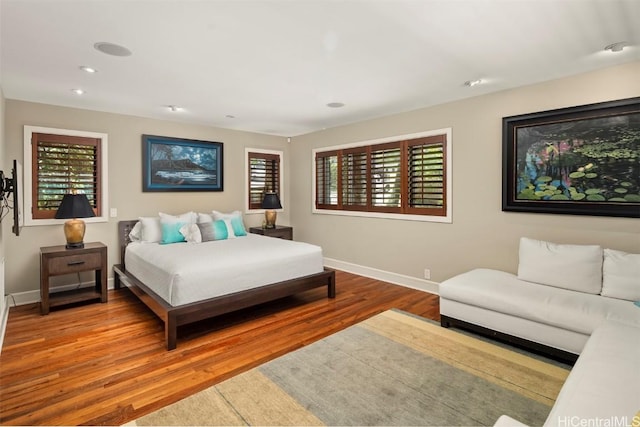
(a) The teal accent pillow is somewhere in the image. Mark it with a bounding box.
[634,301,640,308]
[161,221,186,244]
[211,220,229,240]
[230,216,247,236]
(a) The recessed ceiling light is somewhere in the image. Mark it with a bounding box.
[79,65,97,73]
[464,79,482,87]
[94,42,132,57]
[604,41,628,53]
[71,88,85,95]
[327,102,345,108]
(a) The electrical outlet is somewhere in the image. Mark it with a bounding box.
[424,268,431,280]
[110,208,118,218]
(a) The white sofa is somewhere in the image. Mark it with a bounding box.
[440,238,640,358]
[494,319,640,427]
[439,237,640,425]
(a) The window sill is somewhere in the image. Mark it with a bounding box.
[312,208,452,223]
[23,216,109,227]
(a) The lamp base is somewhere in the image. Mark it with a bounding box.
[63,219,86,249]
[264,210,277,229]
[65,242,85,250]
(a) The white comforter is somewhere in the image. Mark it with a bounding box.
[124,233,324,306]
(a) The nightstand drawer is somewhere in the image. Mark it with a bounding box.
[47,252,103,275]
[266,229,292,239]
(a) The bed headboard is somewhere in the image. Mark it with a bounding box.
[118,220,139,266]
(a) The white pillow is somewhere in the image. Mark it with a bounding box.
[601,249,640,301]
[138,216,162,243]
[517,237,603,294]
[128,222,142,242]
[179,223,202,243]
[159,211,197,224]
[197,212,213,223]
[211,210,241,221]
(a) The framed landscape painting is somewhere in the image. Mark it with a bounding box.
[502,97,640,218]
[142,135,223,192]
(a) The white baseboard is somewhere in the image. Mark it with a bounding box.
[6,277,117,307]
[0,295,9,354]
[324,257,440,295]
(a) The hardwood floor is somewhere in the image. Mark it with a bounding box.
[0,270,440,426]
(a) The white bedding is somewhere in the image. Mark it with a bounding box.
[124,233,324,306]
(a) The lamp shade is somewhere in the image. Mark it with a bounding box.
[55,194,96,219]
[261,192,282,210]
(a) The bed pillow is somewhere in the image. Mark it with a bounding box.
[197,212,214,223]
[138,216,162,243]
[160,221,187,244]
[517,237,603,294]
[129,222,142,242]
[159,211,197,225]
[211,210,247,236]
[157,212,196,244]
[180,223,202,243]
[601,249,640,301]
[198,220,229,241]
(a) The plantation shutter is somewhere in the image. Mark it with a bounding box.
[314,131,448,217]
[248,152,281,210]
[32,133,101,219]
[315,151,339,208]
[370,142,402,212]
[341,147,368,210]
[406,135,446,216]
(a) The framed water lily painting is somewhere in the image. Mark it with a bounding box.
[502,97,640,218]
[142,135,223,192]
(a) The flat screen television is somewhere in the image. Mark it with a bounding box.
[1,159,20,236]
[11,159,20,236]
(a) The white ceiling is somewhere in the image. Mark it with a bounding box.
[1,0,638,137]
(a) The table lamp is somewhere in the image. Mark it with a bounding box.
[55,193,96,249]
[261,192,282,229]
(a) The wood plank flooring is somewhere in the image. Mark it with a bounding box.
[0,270,440,426]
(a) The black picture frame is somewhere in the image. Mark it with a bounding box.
[502,97,640,218]
[142,135,223,192]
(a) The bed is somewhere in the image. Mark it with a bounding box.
[113,220,335,350]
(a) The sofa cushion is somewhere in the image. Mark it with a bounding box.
[439,269,640,336]
[544,320,640,424]
[602,249,640,301]
[517,238,603,294]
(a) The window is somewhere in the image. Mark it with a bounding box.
[313,129,451,222]
[315,151,338,208]
[24,126,109,225]
[246,149,283,211]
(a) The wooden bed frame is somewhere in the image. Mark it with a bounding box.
[113,220,336,350]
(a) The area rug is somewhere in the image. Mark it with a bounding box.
[131,310,569,426]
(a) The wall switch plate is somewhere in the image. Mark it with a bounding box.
[424,269,431,280]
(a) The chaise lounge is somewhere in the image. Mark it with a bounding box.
[439,237,640,425]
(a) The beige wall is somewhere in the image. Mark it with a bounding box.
[0,88,5,313]
[2,101,288,296]
[290,61,640,283]
[2,62,639,298]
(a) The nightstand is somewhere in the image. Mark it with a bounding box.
[249,225,293,240]
[40,242,108,315]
